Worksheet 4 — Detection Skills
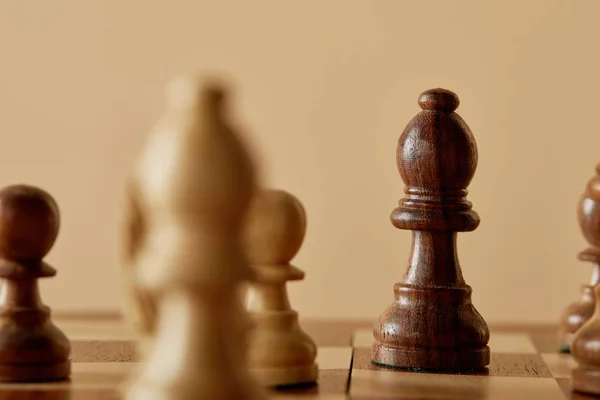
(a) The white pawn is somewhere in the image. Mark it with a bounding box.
[123,76,264,400]
[244,189,318,387]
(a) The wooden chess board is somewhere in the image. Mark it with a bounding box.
[0,319,587,399]
[351,329,576,399]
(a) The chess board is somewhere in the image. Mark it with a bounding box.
[0,319,587,399]
[350,329,577,400]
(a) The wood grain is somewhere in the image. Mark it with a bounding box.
[372,88,489,372]
[70,341,137,363]
[571,285,600,395]
[0,321,579,400]
[354,348,551,378]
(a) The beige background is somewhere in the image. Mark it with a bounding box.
[0,0,598,324]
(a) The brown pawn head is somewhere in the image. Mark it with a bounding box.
[0,185,59,265]
[558,164,600,352]
[373,89,489,372]
[579,163,600,248]
[0,184,70,382]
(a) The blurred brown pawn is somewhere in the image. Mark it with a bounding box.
[0,184,70,382]
[559,164,600,352]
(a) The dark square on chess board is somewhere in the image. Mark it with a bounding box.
[0,320,587,399]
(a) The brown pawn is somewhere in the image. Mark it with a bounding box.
[572,283,600,395]
[558,164,600,352]
[0,184,70,382]
[372,88,490,372]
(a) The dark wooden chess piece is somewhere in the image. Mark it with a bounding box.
[559,164,600,352]
[0,184,70,381]
[372,88,490,372]
[572,285,600,395]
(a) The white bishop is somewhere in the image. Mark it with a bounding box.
[123,75,264,400]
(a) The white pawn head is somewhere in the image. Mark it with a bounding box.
[244,189,306,266]
[243,190,318,388]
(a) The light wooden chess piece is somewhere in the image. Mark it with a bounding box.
[123,75,264,400]
[558,163,600,352]
[122,175,156,357]
[244,189,318,387]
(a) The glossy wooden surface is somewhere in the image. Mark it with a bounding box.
[571,284,600,395]
[372,88,489,371]
[0,185,70,382]
[559,164,600,351]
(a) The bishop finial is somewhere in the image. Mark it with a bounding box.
[166,75,227,118]
[417,88,460,112]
